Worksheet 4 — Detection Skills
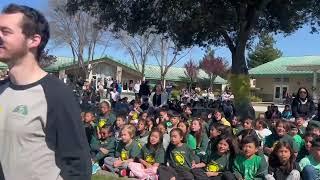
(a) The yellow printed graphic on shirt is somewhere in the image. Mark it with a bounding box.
[120,150,128,160]
[207,162,220,172]
[99,119,107,128]
[145,155,155,165]
[132,112,138,120]
[137,142,142,149]
[174,152,185,165]
[232,128,237,135]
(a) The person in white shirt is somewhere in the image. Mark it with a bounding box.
[255,119,272,147]
[221,88,234,102]
[134,80,140,98]
[110,87,120,107]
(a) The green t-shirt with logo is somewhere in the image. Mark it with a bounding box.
[136,131,150,148]
[204,152,230,172]
[99,112,116,127]
[90,136,116,161]
[233,125,244,136]
[141,144,165,165]
[189,133,209,156]
[264,134,299,152]
[233,154,268,180]
[199,133,209,153]
[116,140,142,161]
[167,143,194,170]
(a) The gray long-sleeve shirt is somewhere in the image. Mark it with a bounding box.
[0,75,91,180]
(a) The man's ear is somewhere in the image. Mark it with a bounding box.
[27,34,41,49]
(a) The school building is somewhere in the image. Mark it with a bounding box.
[249,56,320,103]
[0,56,227,91]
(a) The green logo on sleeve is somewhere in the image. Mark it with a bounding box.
[13,105,28,116]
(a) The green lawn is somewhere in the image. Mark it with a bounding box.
[92,175,122,180]
[92,171,137,180]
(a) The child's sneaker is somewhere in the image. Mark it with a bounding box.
[92,163,101,174]
[119,169,127,177]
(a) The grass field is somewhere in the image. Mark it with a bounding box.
[92,170,137,180]
[92,175,122,180]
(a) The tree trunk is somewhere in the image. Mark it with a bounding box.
[230,44,252,119]
[141,63,145,80]
[209,74,213,90]
[231,44,248,75]
[160,74,165,88]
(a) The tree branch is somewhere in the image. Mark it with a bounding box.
[220,30,235,52]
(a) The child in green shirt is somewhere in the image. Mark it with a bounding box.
[191,135,238,179]
[233,135,268,180]
[114,115,126,142]
[178,121,196,150]
[299,137,320,180]
[158,128,195,180]
[103,125,141,176]
[99,101,116,127]
[190,118,209,159]
[264,120,299,155]
[231,116,244,136]
[129,129,165,179]
[136,119,150,147]
[297,132,314,161]
[295,116,306,135]
[83,111,97,144]
[157,122,170,150]
[91,125,116,174]
[289,123,304,152]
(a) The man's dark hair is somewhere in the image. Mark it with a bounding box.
[2,4,50,60]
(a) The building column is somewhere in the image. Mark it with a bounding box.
[88,64,93,82]
[313,71,318,103]
[116,66,122,83]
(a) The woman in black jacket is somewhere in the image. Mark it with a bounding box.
[291,87,315,119]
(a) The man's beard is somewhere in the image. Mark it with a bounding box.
[0,46,28,65]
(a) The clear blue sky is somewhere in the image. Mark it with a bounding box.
[1,0,320,67]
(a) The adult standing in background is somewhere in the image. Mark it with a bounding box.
[291,87,315,119]
[149,84,168,108]
[139,80,151,100]
[134,80,140,98]
[0,4,91,180]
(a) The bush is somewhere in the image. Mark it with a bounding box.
[250,95,262,102]
[171,89,180,99]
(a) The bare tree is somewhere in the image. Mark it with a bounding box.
[39,49,58,68]
[115,30,156,78]
[184,59,199,91]
[49,0,110,78]
[152,35,192,87]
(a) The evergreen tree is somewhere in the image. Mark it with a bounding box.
[247,33,282,69]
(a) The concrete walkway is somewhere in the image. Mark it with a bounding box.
[253,104,284,113]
